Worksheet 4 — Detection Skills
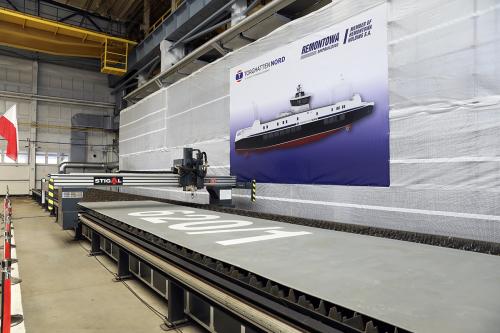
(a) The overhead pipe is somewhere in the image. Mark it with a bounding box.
[0,90,114,109]
[168,0,237,50]
[124,0,297,102]
[58,162,119,174]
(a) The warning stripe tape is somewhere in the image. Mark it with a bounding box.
[251,180,257,202]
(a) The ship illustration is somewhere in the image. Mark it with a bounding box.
[235,85,374,151]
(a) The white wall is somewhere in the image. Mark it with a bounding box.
[0,55,116,195]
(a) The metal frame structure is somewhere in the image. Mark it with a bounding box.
[0,6,136,75]
[48,173,236,189]
[45,148,237,230]
[110,0,235,90]
[77,207,412,333]
[0,0,126,36]
[124,0,297,103]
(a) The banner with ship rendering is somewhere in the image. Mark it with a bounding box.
[229,4,389,186]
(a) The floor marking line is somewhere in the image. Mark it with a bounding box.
[187,227,282,235]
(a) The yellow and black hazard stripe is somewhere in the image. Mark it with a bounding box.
[47,178,54,211]
[251,179,257,202]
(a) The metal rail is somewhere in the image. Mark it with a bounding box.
[81,216,304,333]
[0,7,136,75]
[79,208,412,333]
[48,173,237,188]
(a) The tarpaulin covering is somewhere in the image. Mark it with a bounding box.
[120,0,500,242]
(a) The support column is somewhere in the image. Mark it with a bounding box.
[142,0,151,34]
[89,230,102,256]
[160,40,185,72]
[74,222,82,240]
[167,280,187,324]
[115,248,132,280]
[29,61,38,190]
[231,0,247,26]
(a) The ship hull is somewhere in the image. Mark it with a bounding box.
[235,104,373,152]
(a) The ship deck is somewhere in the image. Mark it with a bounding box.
[78,200,500,333]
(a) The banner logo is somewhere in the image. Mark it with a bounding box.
[94,176,123,186]
[235,70,244,82]
[235,56,286,82]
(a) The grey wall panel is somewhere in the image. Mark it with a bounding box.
[38,63,114,103]
[0,54,116,194]
[0,56,33,94]
[120,0,500,242]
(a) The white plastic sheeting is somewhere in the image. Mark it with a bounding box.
[120,0,500,242]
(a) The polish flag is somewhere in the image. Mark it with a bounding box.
[0,105,18,161]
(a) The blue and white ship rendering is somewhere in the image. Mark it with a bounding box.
[235,85,374,151]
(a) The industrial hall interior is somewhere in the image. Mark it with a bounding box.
[0,0,498,332]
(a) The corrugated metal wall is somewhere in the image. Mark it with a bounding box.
[120,0,500,242]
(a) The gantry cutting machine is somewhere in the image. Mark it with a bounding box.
[46,148,237,230]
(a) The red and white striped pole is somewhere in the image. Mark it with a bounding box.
[1,193,11,333]
[0,191,23,331]
[3,213,12,268]
[0,259,12,333]
[2,198,7,225]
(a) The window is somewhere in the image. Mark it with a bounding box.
[336,106,340,110]
[17,152,28,164]
[3,154,15,164]
[47,153,58,165]
[1,151,28,164]
[59,154,69,163]
[36,152,46,164]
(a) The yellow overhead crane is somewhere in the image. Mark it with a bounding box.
[0,7,136,75]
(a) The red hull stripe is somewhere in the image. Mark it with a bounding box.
[236,125,350,153]
[0,116,17,160]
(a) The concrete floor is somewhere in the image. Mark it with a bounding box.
[12,197,202,333]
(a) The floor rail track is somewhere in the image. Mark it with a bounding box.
[79,209,412,333]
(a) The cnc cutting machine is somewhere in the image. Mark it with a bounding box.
[46,148,237,230]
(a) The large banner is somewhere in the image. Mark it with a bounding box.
[230,4,389,186]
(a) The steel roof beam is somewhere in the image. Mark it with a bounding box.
[124,0,297,103]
